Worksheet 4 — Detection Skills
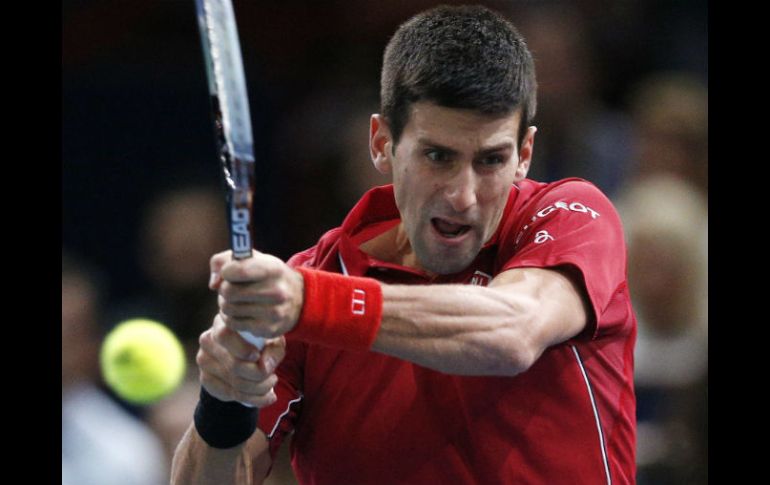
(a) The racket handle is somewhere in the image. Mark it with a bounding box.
[239,330,265,350]
[231,246,263,350]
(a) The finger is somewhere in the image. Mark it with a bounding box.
[219,308,291,337]
[211,315,261,361]
[199,355,277,396]
[218,291,291,325]
[220,253,283,284]
[247,387,278,408]
[219,301,262,321]
[239,373,278,397]
[198,317,256,370]
[209,250,232,289]
[199,366,236,403]
[196,339,254,394]
[218,313,266,336]
[198,339,274,396]
[241,386,278,409]
[205,317,271,382]
[219,281,290,305]
[258,336,287,375]
[199,367,278,408]
[218,298,293,327]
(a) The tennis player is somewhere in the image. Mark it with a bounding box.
[172,5,636,484]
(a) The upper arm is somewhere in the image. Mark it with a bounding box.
[498,180,629,341]
[489,265,590,362]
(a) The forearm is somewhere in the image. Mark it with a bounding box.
[171,424,271,485]
[371,283,537,376]
[370,267,588,376]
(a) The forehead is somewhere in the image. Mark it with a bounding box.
[403,101,521,148]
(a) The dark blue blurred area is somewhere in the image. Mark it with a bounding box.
[63,0,282,300]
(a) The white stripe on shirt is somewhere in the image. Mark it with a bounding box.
[571,345,612,485]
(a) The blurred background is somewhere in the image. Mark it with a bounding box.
[62,1,707,484]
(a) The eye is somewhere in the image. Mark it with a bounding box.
[478,154,505,166]
[425,149,451,163]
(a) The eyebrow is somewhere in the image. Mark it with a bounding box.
[417,137,513,157]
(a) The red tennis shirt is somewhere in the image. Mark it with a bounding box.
[258,178,637,484]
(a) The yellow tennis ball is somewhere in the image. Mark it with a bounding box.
[100,318,186,405]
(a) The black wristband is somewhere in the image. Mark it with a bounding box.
[194,387,259,449]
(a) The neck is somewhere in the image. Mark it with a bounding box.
[359,223,429,275]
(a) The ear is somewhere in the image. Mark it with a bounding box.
[514,126,537,182]
[370,114,393,174]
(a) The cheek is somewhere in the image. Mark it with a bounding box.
[392,177,414,220]
[479,177,511,207]
[479,178,513,232]
[394,167,433,213]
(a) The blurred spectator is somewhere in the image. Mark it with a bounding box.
[513,3,635,197]
[108,185,229,354]
[615,175,708,485]
[62,252,166,485]
[271,86,390,255]
[335,91,393,210]
[626,71,708,194]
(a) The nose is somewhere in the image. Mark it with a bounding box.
[444,165,478,213]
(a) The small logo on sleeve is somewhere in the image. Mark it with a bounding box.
[352,289,367,315]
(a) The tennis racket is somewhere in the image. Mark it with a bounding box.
[194,0,264,351]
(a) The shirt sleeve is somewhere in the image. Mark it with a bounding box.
[499,180,629,340]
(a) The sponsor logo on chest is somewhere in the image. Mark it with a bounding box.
[515,200,600,246]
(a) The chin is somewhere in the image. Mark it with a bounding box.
[428,262,471,275]
[411,225,483,275]
[420,247,479,275]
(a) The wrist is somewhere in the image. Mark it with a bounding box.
[193,387,259,449]
[288,267,383,351]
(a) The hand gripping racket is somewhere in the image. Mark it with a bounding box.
[195,0,264,351]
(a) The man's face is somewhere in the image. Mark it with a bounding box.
[370,102,535,275]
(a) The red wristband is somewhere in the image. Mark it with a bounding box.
[289,267,383,351]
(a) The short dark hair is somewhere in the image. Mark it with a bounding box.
[381,5,537,147]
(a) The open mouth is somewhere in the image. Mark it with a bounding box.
[431,218,471,239]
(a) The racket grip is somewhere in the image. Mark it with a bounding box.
[239,330,265,350]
